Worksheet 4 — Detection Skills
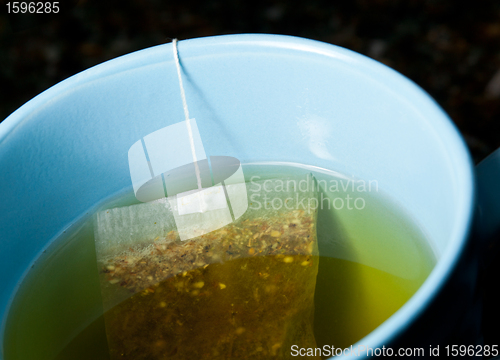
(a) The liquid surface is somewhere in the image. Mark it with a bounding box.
[3,164,436,360]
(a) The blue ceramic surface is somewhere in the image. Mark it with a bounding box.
[0,34,476,358]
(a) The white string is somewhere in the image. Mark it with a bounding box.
[173,38,190,122]
[172,38,202,190]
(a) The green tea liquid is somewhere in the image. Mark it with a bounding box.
[3,163,435,360]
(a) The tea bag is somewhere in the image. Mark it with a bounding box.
[94,174,321,359]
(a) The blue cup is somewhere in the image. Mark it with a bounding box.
[0,34,493,358]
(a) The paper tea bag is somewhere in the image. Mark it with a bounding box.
[94,174,321,359]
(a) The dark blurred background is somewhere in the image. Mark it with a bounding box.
[1,0,500,351]
[1,0,500,163]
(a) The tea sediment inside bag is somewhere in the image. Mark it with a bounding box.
[94,174,321,359]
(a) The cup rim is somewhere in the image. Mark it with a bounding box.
[0,34,475,358]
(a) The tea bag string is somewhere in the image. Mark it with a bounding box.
[172,38,202,191]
